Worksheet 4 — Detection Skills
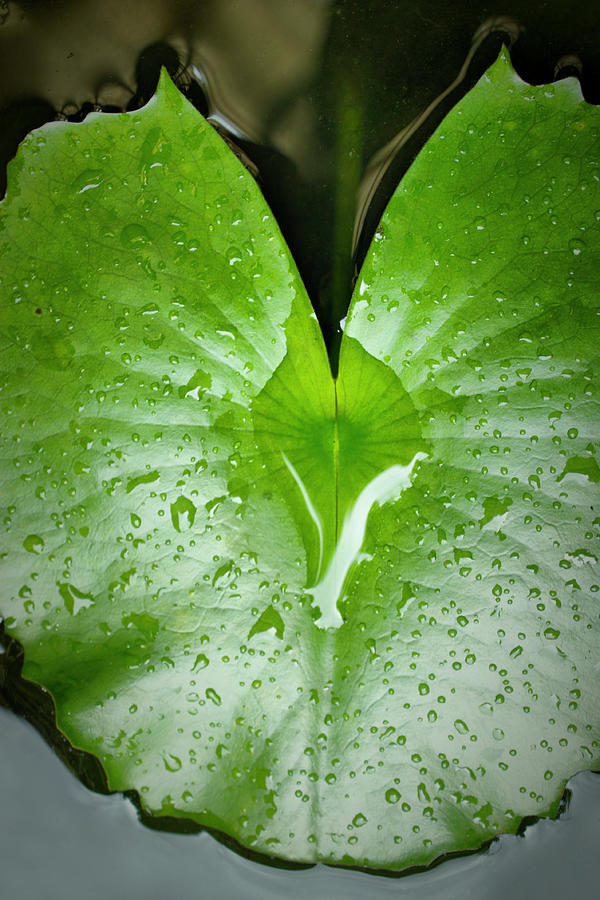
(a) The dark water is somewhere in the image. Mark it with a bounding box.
[1,0,600,893]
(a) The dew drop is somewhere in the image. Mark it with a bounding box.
[120,223,151,247]
[23,534,44,554]
[163,753,182,772]
[544,627,560,640]
[569,238,585,256]
[206,687,222,706]
[72,169,103,194]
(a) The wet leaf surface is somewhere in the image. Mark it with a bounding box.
[1,52,599,870]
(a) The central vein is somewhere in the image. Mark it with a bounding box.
[333,379,340,545]
[309,452,427,630]
[254,332,425,630]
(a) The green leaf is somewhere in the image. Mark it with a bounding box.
[1,52,599,872]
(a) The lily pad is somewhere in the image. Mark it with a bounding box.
[1,50,599,870]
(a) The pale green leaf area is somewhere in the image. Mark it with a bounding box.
[1,51,599,871]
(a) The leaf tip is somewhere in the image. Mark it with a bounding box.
[155,65,179,101]
[487,43,519,82]
[496,43,512,66]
